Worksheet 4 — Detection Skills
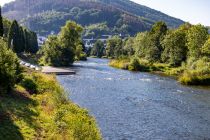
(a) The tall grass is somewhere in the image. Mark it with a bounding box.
[109,58,210,86]
[0,72,102,140]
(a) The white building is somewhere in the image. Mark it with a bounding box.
[37,36,47,47]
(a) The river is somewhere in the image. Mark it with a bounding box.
[57,58,210,140]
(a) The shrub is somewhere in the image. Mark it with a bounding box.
[128,57,141,71]
[179,58,210,85]
[0,38,22,94]
[109,59,130,70]
[21,72,61,94]
[179,70,210,85]
[24,72,102,139]
[78,53,87,61]
[21,77,37,94]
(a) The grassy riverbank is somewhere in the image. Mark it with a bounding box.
[109,58,210,86]
[0,71,102,140]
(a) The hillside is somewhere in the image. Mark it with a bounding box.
[2,0,184,37]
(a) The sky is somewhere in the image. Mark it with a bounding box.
[0,0,209,26]
[0,0,14,6]
[131,0,210,26]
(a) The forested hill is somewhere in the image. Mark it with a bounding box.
[2,0,184,37]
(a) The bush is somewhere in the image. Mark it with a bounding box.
[23,72,102,139]
[21,72,61,94]
[179,70,210,85]
[0,38,22,94]
[179,58,210,85]
[109,59,130,70]
[78,53,87,61]
[128,58,140,71]
[21,77,37,94]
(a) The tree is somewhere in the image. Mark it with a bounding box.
[19,27,25,51]
[144,35,160,62]
[2,18,12,36]
[201,36,210,58]
[8,20,24,53]
[38,35,62,66]
[133,32,148,58]
[149,21,168,61]
[161,30,187,66]
[123,37,135,56]
[187,24,208,59]
[106,36,123,58]
[58,21,83,65]
[39,21,83,66]
[23,29,38,53]
[0,6,3,37]
[91,40,105,58]
[0,38,22,94]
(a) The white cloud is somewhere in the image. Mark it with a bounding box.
[0,0,15,6]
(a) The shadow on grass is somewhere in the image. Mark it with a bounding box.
[0,90,39,140]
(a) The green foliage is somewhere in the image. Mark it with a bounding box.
[38,35,62,66]
[75,44,87,61]
[8,20,38,54]
[2,18,12,36]
[128,57,141,71]
[8,20,24,53]
[187,24,208,59]
[79,53,88,61]
[108,21,210,85]
[59,20,83,65]
[123,37,135,56]
[21,77,37,94]
[24,29,39,53]
[133,32,147,58]
[0,6,3,37]
[149,21,168,61]
[179,71,210,85]
[0,38,22,94]
[106,36,123,58]
[0,72,102,139]
[109,59,130,70]
[84,23,109,38]
[201,36,210,57]
[39,21,83,66]
[131,22,168,63]
[161,29,187,66]
[91,40,105,58]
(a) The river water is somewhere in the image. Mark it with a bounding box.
[57,58,210,140]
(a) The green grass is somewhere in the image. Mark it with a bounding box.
[89,56,98,58]
[109,59,130,70]
[109,59,172,73]
[179,70,210,85]
[0,72,102,140]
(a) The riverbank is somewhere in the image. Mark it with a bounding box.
[0,70,102,139]
[109,59,210,86]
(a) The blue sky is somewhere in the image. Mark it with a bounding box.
[131,0,210,26]
[0,0,209,26]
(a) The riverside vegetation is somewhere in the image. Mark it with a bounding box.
[90,22,210,85]
[0,6,101,140]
